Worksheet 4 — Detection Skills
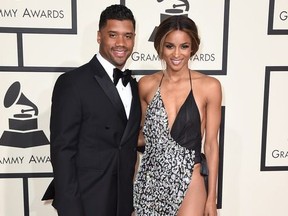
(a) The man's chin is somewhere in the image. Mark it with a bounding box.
[113,58,128,66]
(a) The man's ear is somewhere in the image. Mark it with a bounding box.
[97,31,101,44]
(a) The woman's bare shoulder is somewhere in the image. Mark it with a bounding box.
[138,71,163,89]
[192,70,221,88]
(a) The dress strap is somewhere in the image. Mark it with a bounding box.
[188,70,192,91]
[159,72,165,87]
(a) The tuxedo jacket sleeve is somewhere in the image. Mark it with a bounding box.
[47,55,141,216]
[49,69,85,215]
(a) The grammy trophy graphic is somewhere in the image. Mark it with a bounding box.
[149,0,190,41]
[0,81,49,148]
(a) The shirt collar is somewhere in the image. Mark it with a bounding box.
[96,53,127,81]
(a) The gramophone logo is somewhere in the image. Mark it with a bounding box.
[149,0,190,41]
[0,81,49,148]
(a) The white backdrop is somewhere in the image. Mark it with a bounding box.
[0,0,288,215]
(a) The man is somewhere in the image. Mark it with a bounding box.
[42,4,141,216]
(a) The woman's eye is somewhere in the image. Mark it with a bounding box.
[165,44,173,49]
[181,44,189,49]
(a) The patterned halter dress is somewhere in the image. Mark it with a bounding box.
[134,72,204,215]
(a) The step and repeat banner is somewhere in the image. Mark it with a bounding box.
[0,0,287,215]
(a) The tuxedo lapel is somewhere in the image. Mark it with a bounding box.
[90,56,127,123]
[120,78,141,145]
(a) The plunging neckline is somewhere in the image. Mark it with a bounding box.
[156,71,194,133]
[158,88,192,134]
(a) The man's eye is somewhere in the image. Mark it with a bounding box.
[126,33,135,39]
[109,33,117,38]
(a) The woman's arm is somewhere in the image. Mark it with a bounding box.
[137,74,159,147]
[137,76,148,147]
[203,77,222,216]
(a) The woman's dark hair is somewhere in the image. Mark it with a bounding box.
[99,4,136,31]
[154,15,200,58]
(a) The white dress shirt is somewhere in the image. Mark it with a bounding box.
[96,53,132,119]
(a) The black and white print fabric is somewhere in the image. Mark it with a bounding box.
[134,88,196,216]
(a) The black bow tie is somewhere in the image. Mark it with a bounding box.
[113,68,132,87]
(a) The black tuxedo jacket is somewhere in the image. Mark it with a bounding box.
[43,55,141,216]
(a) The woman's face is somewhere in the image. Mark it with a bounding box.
[162,30,192,72]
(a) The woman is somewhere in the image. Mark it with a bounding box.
[134,15,222,216]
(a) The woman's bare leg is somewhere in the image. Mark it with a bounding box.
[177,164,207,216]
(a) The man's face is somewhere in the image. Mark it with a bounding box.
[97,19,135,69]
